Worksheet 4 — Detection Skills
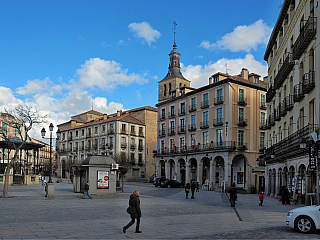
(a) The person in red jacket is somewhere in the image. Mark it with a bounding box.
[259,192,264,206]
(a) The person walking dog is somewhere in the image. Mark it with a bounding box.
[123,190,142,234]
[82,181,92,199]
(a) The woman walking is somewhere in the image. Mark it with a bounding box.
[185,183,190,199]
[123,190,142,234]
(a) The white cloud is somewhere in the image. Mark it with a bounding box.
[76,57,148,90]
[128,21,161,46]
[182,54,267,88]
[16,78,51,95]
[199,19,272,52]
[0,86,22,108]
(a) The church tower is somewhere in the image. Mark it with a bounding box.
[158,22,190,103]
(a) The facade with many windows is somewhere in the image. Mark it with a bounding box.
[155,40,267,192]
[56,107,157,180]
[263,0,319,205]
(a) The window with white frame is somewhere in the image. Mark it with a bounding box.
[217,129,223,146]
[203,131,209,145]
[238,130,244,147]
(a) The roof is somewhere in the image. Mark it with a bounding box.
[0,139,44,150]
[264,0,292,61]
[82,155,116,166]
[71,110,103,119]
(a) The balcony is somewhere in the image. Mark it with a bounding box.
[130,131,136,136]
[86,133,91,138]
[237,117,247,127]
[189,104,197,112]
[201,100,209,109]
[214,96,223,105]
[138,131,144,137]
[158,130,166,137]
[200,121,209,129]
[238,97,247,106]
[120,129,128,135]
[168,128,175,136]
[130,144,136,150]
[260,121,267,130]
[293,83,304,102]
[80,146,85,151]
[284,95,294,111]
[177,126,186,134]
[267,114,275,128]
[274,53,294,89]
[260,103,267,110]
[213,118,223,127]
[168,111,176,119]
[279,102,286,118]
[178,108,186,116]
[68,135,72,141]
[292,16,317,60]
[107,129,115,135]
[159,114,166,121]
[188,124,196,131]
[274,108,280,121]
[237,143,247,151]
[266,84,276,102]
[138,161,144,166]
[302,70,315,94]
[121,143,127,149]
[138,145,144,151]
[85,146,91,151]
[259,144,265,153]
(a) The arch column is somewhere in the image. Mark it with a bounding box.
[174,160,178,181]
[210,159,215,191]
[275,171,280,196]
[226,161,232,188]
[197,160,202,185]
[186,161,190,184]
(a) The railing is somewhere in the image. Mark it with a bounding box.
[260,103,267,110]
[274,107,280,121]
[154,141,237,156]
[107,129,115,134]
[130,144,136,150]
[201,100,209,109]
[279,101,286,117]
[237,143,247,150]
[189,104,197,112]
[266,84,276,102]
[120,129,128,135]
[130,131,136,136]
[260,121,267,130]
[121,143,127,149]
[292,16,317,60]
[159,130,166,137]
[168,128,175,136]
[138,131,144,137]
[178,108,186,116]
[302,70,315,94]
[68,136,72,140]
[188,124,196,131]
[293,83,304,102]
[274,53,294,89]
[138,145,144,151]
[237,117,247,127]
[168,111,176,118]
[214,96,223,105]
[284,95,294,111]
[86,133,91,138]
[159,114,166,121]
[238,97,247,106]
[213,118,223,126]
[177,126,186,134]
[200,121,209,129]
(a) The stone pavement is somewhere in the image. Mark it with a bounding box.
[0,177,315,239]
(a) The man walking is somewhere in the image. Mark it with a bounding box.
[229,183,237,207]
[82,181,92,199]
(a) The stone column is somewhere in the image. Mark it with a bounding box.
[174,160,178,181]
[226,159,232,189]
[197,160,202,185]
[275,170,279,197]
[186,162,190,185]
[210,159,215,191]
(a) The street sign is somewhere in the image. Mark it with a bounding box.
[309,145,317,170]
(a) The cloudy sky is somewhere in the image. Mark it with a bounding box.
[0,0,282,139]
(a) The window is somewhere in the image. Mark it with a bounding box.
[139,139,143,149]
[88,128,91,137]
[1,123,7,132]
[214,76,219,82]
[81,129,84,136]
[170,105,175,117]
[260,132,265,149]
[203,111,209,125]
[180,118,185,131]
[131,126,135,135]
[161,108,166,119]
[102,125,105,133]
[121,137,126,143]
[170,121,175,133]
[203,93,209,106]
[122,124,126,133]
[170,139,175,150]
[239,108,244,121]
[191,134,196,147]
[261,94,266,107]
[169,83,172,94]
[254,77,259,83]
[239,89,244,101]
[164,84,167,96]
[217,129,223,146]
[203,131,209,145]
[139,127,143,136]
[131,153,135,161]
[95,127,98,134]
[62,133,65,140]
[191,97,196,109]
[261,112,266,126]
[238,130,244,146]
[76,131,78,137]
[191,115,196,126]
[161,123,165,133]
[217,89,223,103]
[138,154,142,163]
[131,138,135,145]
[217,108,223,123]
[160,140,165,152]
[180,102,185,114]
[180,137,185,149]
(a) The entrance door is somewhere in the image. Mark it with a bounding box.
[258,176,265,192]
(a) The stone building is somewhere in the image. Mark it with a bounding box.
[263,0,319,205]
[155,38,267,192]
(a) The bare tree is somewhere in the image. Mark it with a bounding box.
[0,105,47,198]
[112,153,135,192]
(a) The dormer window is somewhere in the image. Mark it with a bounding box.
[214,76,219,82]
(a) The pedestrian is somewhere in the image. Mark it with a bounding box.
[280,186,286,205]
[185,183,190,199]
[229,182,237,207]
[123,189,142,234]
[196,182,200,192]
[191,181,196,199]
[284,186,291,205]
[82,181,92,199]
[259,191,264,206]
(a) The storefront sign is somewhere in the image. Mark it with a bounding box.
[97,171,109,189]
[309,145,317,170]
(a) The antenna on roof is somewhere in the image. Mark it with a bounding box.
[225,63,230,75]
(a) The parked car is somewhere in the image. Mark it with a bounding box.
[153,177,167,187]
[286,205,320,233]
[160,180,182,188]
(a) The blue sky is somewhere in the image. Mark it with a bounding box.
[0,0,282,138]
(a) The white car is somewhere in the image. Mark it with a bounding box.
[286,205,320,233]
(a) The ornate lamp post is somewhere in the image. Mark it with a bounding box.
[41,123,60,198]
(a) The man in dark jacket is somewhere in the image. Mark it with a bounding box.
[123,190,142,233]
[229,183,237,207]
[82,181,92,199]
[191,181,196,199]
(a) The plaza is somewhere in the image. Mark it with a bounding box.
[0,178,318,239]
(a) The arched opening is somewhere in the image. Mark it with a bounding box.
[298,164,306,204]
[160,160,165,177]
[288,166,295,198]
[190,158,197,182]
[178,158,186,186]
[231,154,247,189]
[168,159,175,180]
[202,157,210,185]
[215,156,225,189]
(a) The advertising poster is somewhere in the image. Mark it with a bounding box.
[97,171,109,189]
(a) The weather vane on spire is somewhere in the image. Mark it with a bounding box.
[173,20,177,47]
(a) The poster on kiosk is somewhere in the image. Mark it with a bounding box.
[97,171,109,189]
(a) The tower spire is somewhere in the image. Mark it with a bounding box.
[173,20,177,48]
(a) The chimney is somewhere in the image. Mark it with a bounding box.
[117,110,122,117]
[241,68,249,80]
[209,77,213,84]
[103,114,108,120]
